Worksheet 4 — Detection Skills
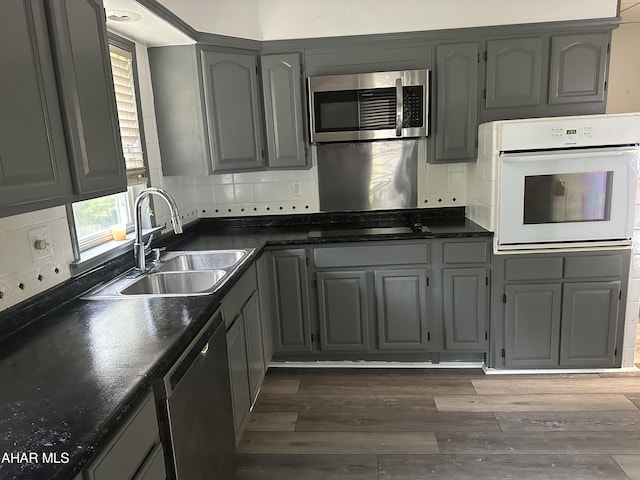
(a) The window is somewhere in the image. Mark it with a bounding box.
[70,35,147,253]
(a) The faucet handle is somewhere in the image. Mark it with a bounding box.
[152,247,166,264]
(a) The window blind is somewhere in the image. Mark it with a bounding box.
[109,44,145,185]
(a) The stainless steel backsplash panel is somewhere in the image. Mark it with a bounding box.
[317,140,418,212]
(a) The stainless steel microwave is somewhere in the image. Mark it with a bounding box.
[308,69,429,143]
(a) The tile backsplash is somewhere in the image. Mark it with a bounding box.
[0,207,74,312]
[197,144,467,218]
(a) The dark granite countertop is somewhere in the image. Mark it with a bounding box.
[0,210,490,480]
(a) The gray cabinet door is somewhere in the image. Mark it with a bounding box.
[485,37,543,108]
[560,282,619,367]
[257,253,274,366]
[316,271,370,351]
[261,53,307,169]
[48,0,126,198]
[0,0,73,215]
[226,314,251,435]
[243,291,265,402]
[443,268,487,351]
[434,42,478,163]
[549,33,609,104]
[375,269,430,350]
[504,284,561,367]
[201,50,264,172]
[270,249,313,353]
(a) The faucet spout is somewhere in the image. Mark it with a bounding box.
[133,187,183,272]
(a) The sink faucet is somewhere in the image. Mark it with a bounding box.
[134,187,183,272]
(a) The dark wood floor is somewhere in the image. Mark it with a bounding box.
[236,367,640,479]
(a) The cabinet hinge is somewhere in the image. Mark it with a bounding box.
[475,138,479,149]
[261,150,265,159]
[604,80,608,92]
[619,290,622,300]
[305,256,309,266]
[485,331,488,341]
[477,52,480,63]
[615,347,618,356]
[501,348,505,358]
[427,332,431,341]
[485,276,489,286]
[483,51,488,61]
[311,333,314,342]
[502,294,507,303]
[607,43,611,54]
[312,279,317,289]
[426,277,430,287]
[482,88,487,99]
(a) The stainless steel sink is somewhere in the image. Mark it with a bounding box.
[157,250,248,272]
[120,270,227,296]
[82,248,255,299]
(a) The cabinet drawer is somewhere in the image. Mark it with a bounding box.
[223,263,257,328]
[564,254,623,279]
[84,393,159,480]
[314,243,428,268]
[505,257,563,281]
[442,241,489,264]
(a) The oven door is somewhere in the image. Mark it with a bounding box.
[498,146,638,248]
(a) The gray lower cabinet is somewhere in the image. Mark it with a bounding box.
[270,249,313,354]
[504,283,562,368]
[316,271,370,351]
[201,50,264,172]
[243,291,265,400]
[560,281,620,367]
[261,53,307,168]
[443,268,488,351]
[1,0,125,218]
[499,251,627,369]
[222,263,265,441]
[433,42,479,163]
[375,269,430,350]
[548,33,609,104]
[226,314,251,440]
[83,392,165,480]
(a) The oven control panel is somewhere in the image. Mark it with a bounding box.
[550,127,593,139]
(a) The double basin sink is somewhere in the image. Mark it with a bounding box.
[85,249,254,298]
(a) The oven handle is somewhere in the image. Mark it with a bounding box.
[395,77,403,137]
[501,146,639,162]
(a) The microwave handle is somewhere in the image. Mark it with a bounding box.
[395,77,403,137]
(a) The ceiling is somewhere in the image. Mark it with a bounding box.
[104,0,620,46]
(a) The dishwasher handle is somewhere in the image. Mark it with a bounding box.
[161,309,222,398]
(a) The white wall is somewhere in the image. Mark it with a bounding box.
[607,3,640,114]
[158,0,617,41]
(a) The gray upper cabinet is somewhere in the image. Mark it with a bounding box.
[548,33,609,104]
[442,268,488,351]
[316,271,370,351]
[201,50,264,172]
[261,53,307,169]
[433,42,478,163]
[0,0,73,213]
[270,249,313,353]
[374,269,430,350]
[485,37,544,109]
[560,281,620,367]
[148,46,264,176]
[48,0,126,198]
[1,0,125,217]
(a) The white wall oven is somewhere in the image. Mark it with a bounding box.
[469,114,640,253]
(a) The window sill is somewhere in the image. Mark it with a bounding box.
[69,227,162,276]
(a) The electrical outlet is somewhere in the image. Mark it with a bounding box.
[28,226,53,262]
[292,180,302,197]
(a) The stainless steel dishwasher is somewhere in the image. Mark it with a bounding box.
[155,309,236,479]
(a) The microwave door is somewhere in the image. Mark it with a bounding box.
[498,147,638,247]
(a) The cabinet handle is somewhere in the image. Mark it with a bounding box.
[395,77,403,136]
